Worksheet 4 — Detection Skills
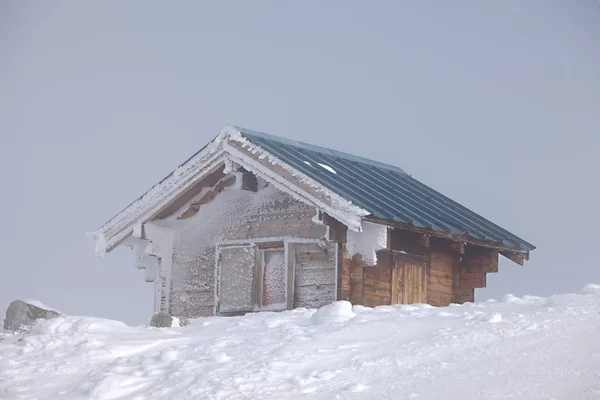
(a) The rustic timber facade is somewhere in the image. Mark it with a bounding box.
[89,125,535,318]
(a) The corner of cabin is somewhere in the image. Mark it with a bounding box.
[335,220,532,309]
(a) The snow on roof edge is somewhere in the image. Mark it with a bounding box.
[226,127,370,228]
[225,147,365,233]
[87,124,371,256]
[87,127,233,255]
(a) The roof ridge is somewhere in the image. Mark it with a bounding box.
[232,125,408,175]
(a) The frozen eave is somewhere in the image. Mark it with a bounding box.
[87,130,230,256]
[226,125,369,231]
[87,124,371,257]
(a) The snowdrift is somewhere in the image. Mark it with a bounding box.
[2,286,600,399]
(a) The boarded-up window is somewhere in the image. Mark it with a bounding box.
[260,249,287,310]
[292,243,336,309]
[218,245,256,314]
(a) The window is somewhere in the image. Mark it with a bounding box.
[218,245,257,314]
[217,242,290,315]
[259,248,287,310]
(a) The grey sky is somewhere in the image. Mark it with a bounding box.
[1,1,599,324]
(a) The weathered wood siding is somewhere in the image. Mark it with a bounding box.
[166,177,329,318]
[427,246,454,306]
[458,247,498,303]
[393,253,427,304]
[363,261,392,307]
[340,227,500,309]
[341,252,366,305]
[291,242,337,309]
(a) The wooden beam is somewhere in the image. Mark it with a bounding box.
[152,163,226,221]
[390,228,428,257]
[451,251,462,303]
[375,249,394,269]
[461,271,486,288]
[322,213,348,243]
[463,245,499,273]
[240,171,258,192]
[177,174,236,220]
[449,241,465,255]
[500,251,527,266]
[364,215,534,255]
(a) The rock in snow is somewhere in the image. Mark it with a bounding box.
[150,311,175,328]
[3,299,62,332]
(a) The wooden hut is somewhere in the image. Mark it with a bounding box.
[88,125,535,318]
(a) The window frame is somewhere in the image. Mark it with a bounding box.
[216,239,327,315]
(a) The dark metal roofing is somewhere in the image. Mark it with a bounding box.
[236,127,535,253]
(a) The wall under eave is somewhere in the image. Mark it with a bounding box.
[151,174,333,318]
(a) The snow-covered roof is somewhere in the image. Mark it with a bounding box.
[87,125,369,256]
[88,124,535,257]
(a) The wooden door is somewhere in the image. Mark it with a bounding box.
[258,248,288,311]
[392,252,427,304]
[217,245,257,314]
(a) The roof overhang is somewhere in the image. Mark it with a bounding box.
[364,215,532,264]
[87,125,370,256]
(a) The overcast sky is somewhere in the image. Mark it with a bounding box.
[1,1,599,324]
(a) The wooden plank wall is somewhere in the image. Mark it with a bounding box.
[341,253,367,305]
[393,254,427,304]
[458,246,498,303]
[291,242,337,309]
[391,230,453,306]
[340,226,501,308]
[168,175,330,318]
[428,244,455,306]
[388,229,499,307]
[363,255,392,307]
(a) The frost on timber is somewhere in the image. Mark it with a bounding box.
[157,175,328,317]
[88,124,369,256]
[225,125,369,232]
[218,246,257,313]
[262,249,287,309]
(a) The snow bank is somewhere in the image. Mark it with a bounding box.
[310,301,355,324]
[2,285,600,399]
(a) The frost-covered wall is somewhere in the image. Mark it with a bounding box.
[154,174,331,318]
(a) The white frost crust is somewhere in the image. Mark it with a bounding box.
[87,138,227,255]
[132,222,144,239]
[346,221,388,265]
[90,232,108,258]
[224,130,368,232]
[144,222,176,313]
[88,124,370,257]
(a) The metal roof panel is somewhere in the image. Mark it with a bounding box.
[236,126,535,252]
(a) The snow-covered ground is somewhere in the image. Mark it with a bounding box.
[2,286,600,400]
